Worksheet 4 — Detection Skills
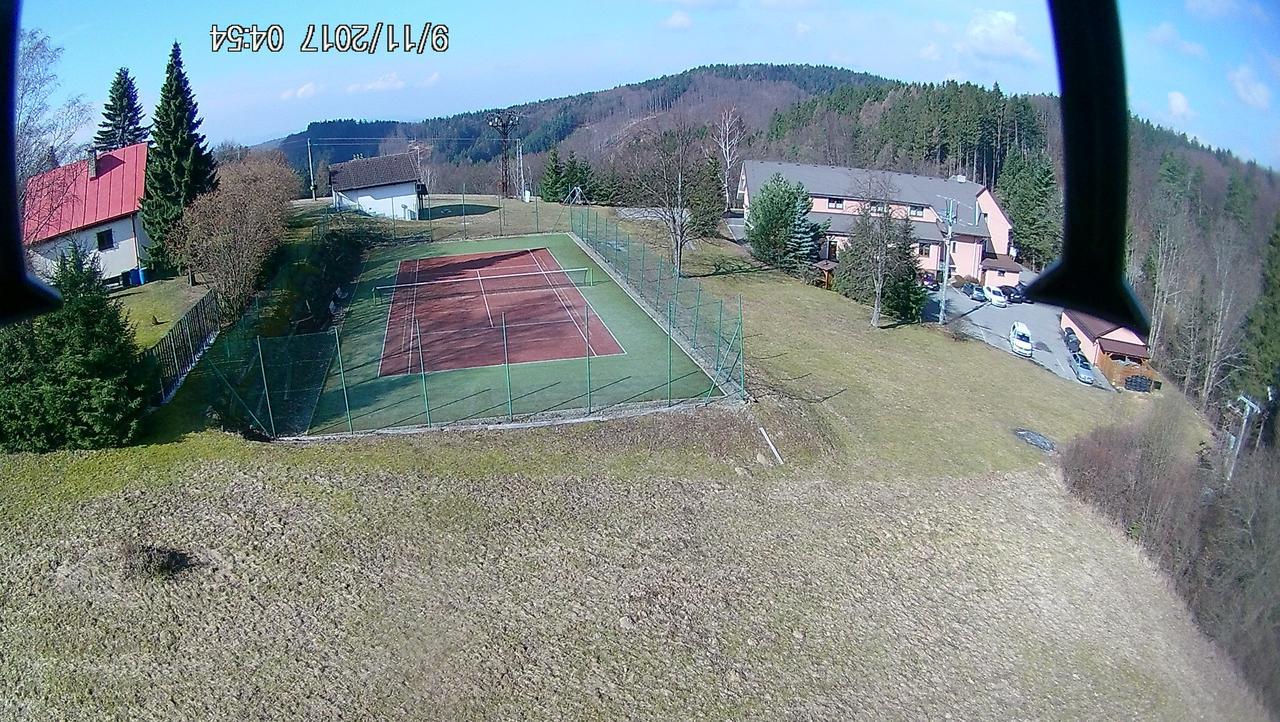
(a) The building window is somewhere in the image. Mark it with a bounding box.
[917,243,930,256]
[909,204,925,218]
[997,270,1006,277]
[96,229,114,251]
[827,198,843,210]
[869,201,887,215]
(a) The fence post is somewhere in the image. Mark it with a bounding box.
[462,182,468,240]
[712,299,725,387]
[415,319,431,426]
[666,300,673,407]
[256,336,277,437]
[738,295,746,399]
[534,196,540,233]
[333,327,353,434]
[502,312,513,421]
[585,303,592,414]
[691,286,702,353]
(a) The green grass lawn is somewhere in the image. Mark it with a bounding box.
[112,276,209,348]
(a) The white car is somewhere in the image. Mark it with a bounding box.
[1009,322,1034,357]
[985,286,1009,307]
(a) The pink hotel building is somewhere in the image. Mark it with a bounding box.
[738,160,1022,288]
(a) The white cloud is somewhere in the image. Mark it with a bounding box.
[794,21,810,37]
[280,82,319,100]
[960,11,1041,64]
[1228,65,1271,109]
[416,72,441,88]
[919,43,941,62]
[1185,0,1269,21]
[662,10,693,29]
[346,73,407,93]
[1148,22,1206,59]
[1167,90,1193,120]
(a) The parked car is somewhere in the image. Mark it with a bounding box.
[961,282,987,302]
[1009,322,1034,357]
[1069,352,1095,385]
[1015,281,1033,303]
[999,284,1025,303]
[1062,326,1081,353]
[985,286,1009,307]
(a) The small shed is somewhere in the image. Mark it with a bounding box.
[1061,309,1158,392]
[811,259,838,289]
[329,152,424,219]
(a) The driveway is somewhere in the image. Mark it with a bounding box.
[927,284,1107,390]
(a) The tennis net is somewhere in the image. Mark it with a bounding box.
[373,266,593,303]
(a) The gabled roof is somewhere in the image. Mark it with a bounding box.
[981,254,1022,272]
[1064,309,1149,346]
[22,143,148,247]
[743,159,992,238]
[808,211,947,242]
[329,152,420,192]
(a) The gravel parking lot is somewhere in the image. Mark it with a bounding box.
[929,282,1107,390]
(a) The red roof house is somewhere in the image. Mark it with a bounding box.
[22,143,151,281]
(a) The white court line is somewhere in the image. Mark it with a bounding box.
[475,270,495,327]
[528,249,590,352]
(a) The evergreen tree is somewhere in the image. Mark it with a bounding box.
[782,185,825,272]
[881,216,928,322]
[996,151,1060,269]
[0,246,147,452]
[688,156,724,239]
[1237,218,1280,402]
[92,67,149,152]
[747,173,811,266]
[539,147,566,202]
[140,42,217,272]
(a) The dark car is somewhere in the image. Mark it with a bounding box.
[961,282,987,302]
[999,284,1025,303]
[1015,281,1034,304]
[1063,326,1082,353]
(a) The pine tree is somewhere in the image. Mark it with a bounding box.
[539,147,565,202]
[747,173,807,266]
[140,42,217,273]
[92,67,149,152]
[1237,219,1280,402]
[688,156,724,239]
[0,245,146,452]
[996,151,1060,269]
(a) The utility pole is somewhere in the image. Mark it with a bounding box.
[488,112,521,198]
[307,138,317,201]
[1227,393,1262,481]
[938,197,956,324]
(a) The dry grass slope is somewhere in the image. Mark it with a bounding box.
[0,210,1266,720]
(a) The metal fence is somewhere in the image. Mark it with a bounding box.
[142,291,220,404]
[571,207,747,402]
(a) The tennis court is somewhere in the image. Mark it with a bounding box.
[377,248,624,375]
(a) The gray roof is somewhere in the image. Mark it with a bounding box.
[329,152,420,192]
[807,212,945,242]
[744,159,992,238]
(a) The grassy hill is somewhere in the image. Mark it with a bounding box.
[0,209,1265,718]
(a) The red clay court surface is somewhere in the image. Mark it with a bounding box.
[378,248,624,376]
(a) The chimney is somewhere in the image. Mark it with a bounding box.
[87,148,99,179]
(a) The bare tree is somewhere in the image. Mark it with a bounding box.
[711,106,746,212]
[16,29,91,228]
[171,152,298,315]
[846,175,906,327]
[1197,227,1248,409]
[1146,208,1188,358]
[624,120,713,276]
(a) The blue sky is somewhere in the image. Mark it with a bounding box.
[20,0,1280,168]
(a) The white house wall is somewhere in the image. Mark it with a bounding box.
[334,182,419,219]
[28,214,148,280]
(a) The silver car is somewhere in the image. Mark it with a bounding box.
[1069,352,1095,385]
